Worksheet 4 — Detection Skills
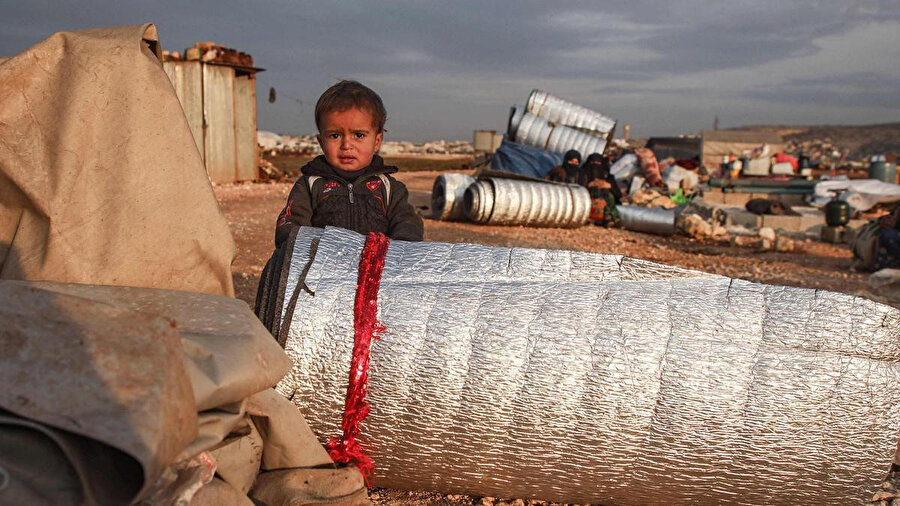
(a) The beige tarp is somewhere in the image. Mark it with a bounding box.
[699,129,785,172]
[0,24,367,505]
[0,23,234,296]
[0,281,367,505]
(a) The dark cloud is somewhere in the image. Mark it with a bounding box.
[1,1,898,139]
[745,72,900,108]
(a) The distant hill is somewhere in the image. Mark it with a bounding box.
[726,123,900,161]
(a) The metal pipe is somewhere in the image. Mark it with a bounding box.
[526,89,616,137]
[464,178,590,228]
[618,205,676,236]
[707,178,817,189]
[431,173,475,221]
[508,107,608,157]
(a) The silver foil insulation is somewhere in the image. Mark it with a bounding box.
[464,177,590,228]
[276,227,900,505]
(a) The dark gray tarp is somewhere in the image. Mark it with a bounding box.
[645,136,700,161]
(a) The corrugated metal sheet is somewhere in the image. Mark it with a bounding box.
[163,61,204,161]
[233,75,257,181]
[164,57,260,183]
[202,64,236,183]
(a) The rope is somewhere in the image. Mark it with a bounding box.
[325,232,390,485]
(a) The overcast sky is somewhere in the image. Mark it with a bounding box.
[3,1,899,141]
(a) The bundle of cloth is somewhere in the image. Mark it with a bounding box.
[266,226,900,505]
[0,24,365,505]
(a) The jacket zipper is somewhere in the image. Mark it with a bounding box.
[347,183,354,203]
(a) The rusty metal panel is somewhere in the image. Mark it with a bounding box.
[233,75,257,182]
[202,64,236,183]
[162,61,204,162]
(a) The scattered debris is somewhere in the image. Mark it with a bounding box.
[630,188,676,208]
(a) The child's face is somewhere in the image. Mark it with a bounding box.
[316,107,383,171]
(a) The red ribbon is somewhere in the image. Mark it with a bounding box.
[326,232,390,485]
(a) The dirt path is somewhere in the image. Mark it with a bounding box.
[214,171,866,306]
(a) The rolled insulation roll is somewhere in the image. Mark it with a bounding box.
[431,173,475,221]
[464,178,589,228]
[276,227,900,505]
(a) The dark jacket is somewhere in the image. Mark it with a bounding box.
[581,154,622,203]
[274,155,424,247]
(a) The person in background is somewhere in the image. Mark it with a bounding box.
[876,207,900,270]
[582,153,622,227]
[547,149,582,183]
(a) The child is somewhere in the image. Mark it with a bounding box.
[546,149,582,184]
[273,80,424,247]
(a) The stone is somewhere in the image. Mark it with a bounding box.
[759,227,776,242]
[821,225,848,244]
[775,237,796,252]
[680,214,713,238]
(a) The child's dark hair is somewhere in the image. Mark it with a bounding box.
[315,80,387,133]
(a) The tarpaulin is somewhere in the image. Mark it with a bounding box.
[489,138,563,179]
[0,23,235,295]
[0,24,368,506]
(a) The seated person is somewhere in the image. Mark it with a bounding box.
[582,153,622,227]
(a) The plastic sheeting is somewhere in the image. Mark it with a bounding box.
[489,138,563,179]
[814,179,900,212]
[610,153,639,182]
[277,227,900,505]
[662,165,700,193]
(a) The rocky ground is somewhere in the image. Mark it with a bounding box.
[214,169,868,307]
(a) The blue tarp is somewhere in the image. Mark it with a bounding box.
[490,138,563,179]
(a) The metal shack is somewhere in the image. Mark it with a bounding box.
[163,42,264,183]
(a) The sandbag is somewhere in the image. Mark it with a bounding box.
[0,23,234,295]
[276,227,900,505]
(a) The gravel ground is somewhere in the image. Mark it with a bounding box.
[214,171,867,306]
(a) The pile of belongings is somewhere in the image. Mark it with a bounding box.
[0,24,367,506]
[814,179,900,214]
[485,89,615,181]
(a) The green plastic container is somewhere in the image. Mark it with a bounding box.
[825,199,851,226]
[870,161,898,183]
